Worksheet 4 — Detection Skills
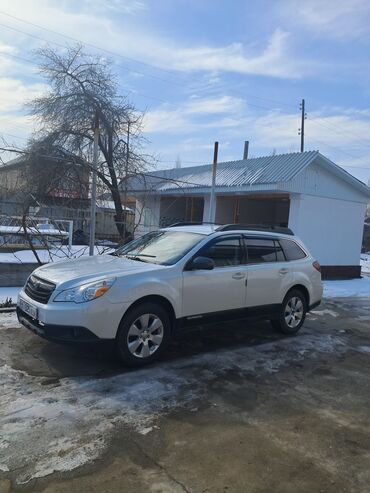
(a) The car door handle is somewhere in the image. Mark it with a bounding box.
[232,272,245,280]
[279,268,289,275]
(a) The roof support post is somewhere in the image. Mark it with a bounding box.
[243,141,249,160]
[208,141,219,223]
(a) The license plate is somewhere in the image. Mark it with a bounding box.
[19,297,38,320]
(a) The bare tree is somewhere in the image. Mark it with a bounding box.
[28,44,148,240]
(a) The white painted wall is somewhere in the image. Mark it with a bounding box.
[289,194,366,265]
[283,162,370,203]
[134,196,161,237]
[202,194,211,223]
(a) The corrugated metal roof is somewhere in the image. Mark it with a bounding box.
[127,150,320,192]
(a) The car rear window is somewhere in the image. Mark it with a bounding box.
[279,239,306,260]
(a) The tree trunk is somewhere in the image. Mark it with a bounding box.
[21,211,42,265]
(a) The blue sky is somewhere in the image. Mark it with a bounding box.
[0,0,370,184]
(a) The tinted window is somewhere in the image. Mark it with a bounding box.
[275,241,286,261]
[200,237,243,267]
[246,239,277,263]
[280,239,306,261]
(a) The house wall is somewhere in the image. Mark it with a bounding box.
[289,194,366,266]
[134,196,161,237]
[282,163,369,203]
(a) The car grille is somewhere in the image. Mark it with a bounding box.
[25,275,56,304]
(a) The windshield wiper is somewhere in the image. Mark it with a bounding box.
[131,254,156,258]
[125,254,155,263]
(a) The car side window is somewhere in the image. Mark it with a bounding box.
[199,236,243,268]
[280,239,306,260]
[245,238,277,263]
[275,240,286,261]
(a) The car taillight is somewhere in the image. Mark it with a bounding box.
[313,260,321,272]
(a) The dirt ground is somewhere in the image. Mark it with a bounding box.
[1,296,370,493]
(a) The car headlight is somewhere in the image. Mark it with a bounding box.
[53,278,116,303]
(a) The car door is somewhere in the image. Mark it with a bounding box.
[244,237,293,308]
[182,235,247,318]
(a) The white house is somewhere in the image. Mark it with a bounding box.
[125,151,370,279]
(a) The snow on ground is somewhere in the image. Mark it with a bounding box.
[361,253,370,275]
[0,311,20,328]
[0,245,112,264]
[323,277,370,298]
[0,329,345,484]
[0,287,21,304]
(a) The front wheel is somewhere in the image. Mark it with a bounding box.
[116,302,172,367]
[271,289,307,335]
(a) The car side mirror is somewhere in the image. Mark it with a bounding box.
[190,256,215,270]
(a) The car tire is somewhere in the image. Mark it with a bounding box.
[271,289,307,335]
[116,302,172,367]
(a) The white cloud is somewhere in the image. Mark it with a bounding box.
[0,78,45,113]
[0,1,304,79]
[81,0,147,14]
[163,29,302,78]
[184,96,244,115]
[146,98,370,174]
[281,0,370,39]
[144,96,245,134]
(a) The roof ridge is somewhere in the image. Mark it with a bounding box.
[150,150,319,175]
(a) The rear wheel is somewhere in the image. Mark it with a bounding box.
[271,289,307,334]
[116,302,172,367]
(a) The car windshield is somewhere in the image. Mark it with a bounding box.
[113,230,205,265]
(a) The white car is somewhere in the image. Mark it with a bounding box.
[17,224,323,367]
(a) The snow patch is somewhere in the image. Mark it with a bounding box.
[0,311,21,329]
[0,245,112,264]
[357,346,370,354]
[323,278,370,298]
[310,309,339,318]
[361,253,370,275]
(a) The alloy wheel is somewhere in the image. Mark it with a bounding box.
[127,313,164,358]
[284,296,304,329]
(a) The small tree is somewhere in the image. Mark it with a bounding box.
[28,44,148,240]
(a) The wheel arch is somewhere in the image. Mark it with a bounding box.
[285,284,310,307]
[119,295,177,334]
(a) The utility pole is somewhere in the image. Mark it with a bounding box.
[299,99,306,153]
[122,121,130,243]
[89,109,99,256]
[208,141,219,223]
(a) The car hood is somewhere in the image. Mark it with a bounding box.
[34,254,164,286]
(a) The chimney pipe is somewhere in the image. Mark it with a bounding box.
[243,141,249,160]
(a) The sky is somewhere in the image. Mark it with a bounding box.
[0,0,370,185]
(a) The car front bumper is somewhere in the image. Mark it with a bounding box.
[17,288,130,341]
[17,307,104,343]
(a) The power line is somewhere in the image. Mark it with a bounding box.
[307,114,370,151]
[0,11,187,87]
[0,10,309,112]
[0,132,28,141]
[305,133,370,169]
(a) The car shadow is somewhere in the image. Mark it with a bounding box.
[36,319,288,378]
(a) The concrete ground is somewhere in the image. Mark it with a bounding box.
[1,297,370,493]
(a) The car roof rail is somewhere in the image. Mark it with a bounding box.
[167,221,218,227]
[216,224,294,235]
